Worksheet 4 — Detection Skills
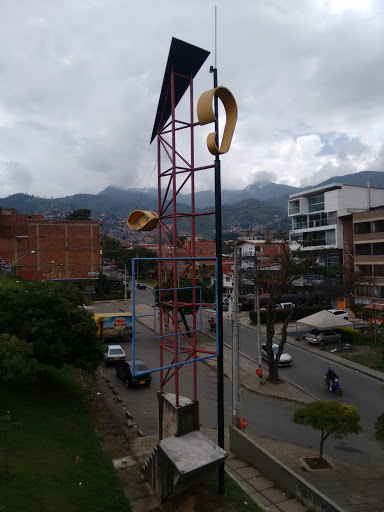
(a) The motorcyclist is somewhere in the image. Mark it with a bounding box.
[208,317,216,329]
[325,366,338,390]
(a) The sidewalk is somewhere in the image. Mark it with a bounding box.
[103,300,384,511]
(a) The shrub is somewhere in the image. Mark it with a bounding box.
[336,327,363,345]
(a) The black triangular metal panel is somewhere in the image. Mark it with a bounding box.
[150,38,210,143]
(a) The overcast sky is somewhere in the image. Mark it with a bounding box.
[1,0,384,198]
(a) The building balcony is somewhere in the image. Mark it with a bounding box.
[293,218,337,230]
[354,255,384,264]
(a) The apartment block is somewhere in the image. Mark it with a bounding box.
[0,208,100,295]
[289,183,384,251]
[345,207,384,305]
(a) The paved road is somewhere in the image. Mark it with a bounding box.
[196,305,384,468]
[92,296,384,470]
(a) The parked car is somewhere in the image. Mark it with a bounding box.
[261,302,295,310]
[104,344,126,366]
[304,329,341,346]
[136,283,146,290]
[261,343,293,366]
[116,360,152,387]
[222,300,242,312]
[327,309,349,320]
[277,302,295,309]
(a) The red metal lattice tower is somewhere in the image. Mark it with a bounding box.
[151,38,216,405]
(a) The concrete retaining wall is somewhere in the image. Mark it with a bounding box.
[230,426,344,512]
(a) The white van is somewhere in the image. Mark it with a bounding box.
[276,302,295,309]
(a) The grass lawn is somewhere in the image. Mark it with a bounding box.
[0,275,26,289]
[0,366,131,512]
[341,344,384,371]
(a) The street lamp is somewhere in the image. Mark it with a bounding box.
[32,261,55,281]
[127,247,139,279]
[117,258,127,305]
[0,250,36,286]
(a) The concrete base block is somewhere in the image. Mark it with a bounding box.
[143,430,227,502]
[157,391,199,440]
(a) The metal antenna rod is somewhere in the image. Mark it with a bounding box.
[215,5,217,69]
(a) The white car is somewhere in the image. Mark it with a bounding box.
[327,309,349,320]
[104,344,126,367]
[261,343,292,366]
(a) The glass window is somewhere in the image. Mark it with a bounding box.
[326,252,341,267]
[354,222,371,234]
[109,348,124,356]
[374,265,384,276]
[308,212,328,227]
[308,193,324,213]
[357,284,373,297]
[288,200,300,215]
[373,220,384,233]
[356,243,372,256]
[303,231,326,246]
[294,215,307,230]
[356,264,372,276]
[373,242,384,255]
[326,230,336,245]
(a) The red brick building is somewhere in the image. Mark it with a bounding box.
[0,208,100,294]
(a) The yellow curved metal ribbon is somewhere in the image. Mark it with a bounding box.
[197,86,237,156]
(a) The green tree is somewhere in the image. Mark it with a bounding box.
[0,282,103,372]
[375,412,384,444]
[131,247,157,278]
[66,209,92,221]
[156,277,215,332]
[293,401,361,461]
[0,334,40,383]
[101,236,122,259]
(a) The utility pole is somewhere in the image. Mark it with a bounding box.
[232,243,240,425]
[255,246,264,366]
[211,62,225,496]
[117,257,127,306]
[256,259,262,365]
[124,263,127,306]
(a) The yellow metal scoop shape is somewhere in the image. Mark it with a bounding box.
[127,210,158,231]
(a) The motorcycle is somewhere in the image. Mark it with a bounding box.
[325,376,342,396]
[208,319,216,332]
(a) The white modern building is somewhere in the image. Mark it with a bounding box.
[288,183,384,252]
[236,240,283,271]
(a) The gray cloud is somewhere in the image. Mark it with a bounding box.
[0,1,384,197]
[248,170,279,183]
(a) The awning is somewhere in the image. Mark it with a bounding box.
[297,310,352,329]
[363,304,384,310]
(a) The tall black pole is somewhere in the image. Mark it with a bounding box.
[211,65,225,495]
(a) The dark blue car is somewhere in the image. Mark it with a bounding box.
[116,360,151,387]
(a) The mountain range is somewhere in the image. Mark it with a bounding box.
[1,171,384,236]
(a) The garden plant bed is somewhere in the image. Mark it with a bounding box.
[303,457,333,470]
